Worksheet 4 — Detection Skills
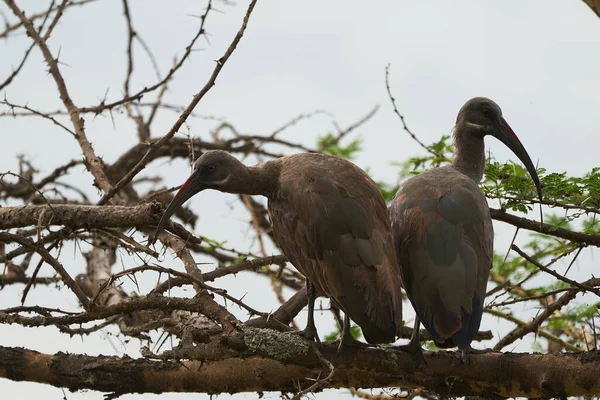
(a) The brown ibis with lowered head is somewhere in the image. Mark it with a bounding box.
[390,97,542,359]
[152,151,404,346]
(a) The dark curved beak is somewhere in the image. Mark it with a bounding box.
[493,117,543,203]
[150,173,207,244]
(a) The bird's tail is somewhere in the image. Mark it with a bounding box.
[334,263,403,344]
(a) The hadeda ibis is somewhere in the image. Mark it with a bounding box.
[152,151,404,346]
[389,97,542,359]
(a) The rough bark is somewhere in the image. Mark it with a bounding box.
[1,339,599,397]
[490,208,600,247]
[0,203,163,230]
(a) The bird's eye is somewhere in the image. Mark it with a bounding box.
[482,107,490,116]
[207,164,216,172]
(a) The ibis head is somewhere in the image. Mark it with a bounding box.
[456,97,542,202]
[151,151,262,243]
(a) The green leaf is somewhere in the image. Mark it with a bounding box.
[317,133,362,160]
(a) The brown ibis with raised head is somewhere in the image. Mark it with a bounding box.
[152,151,404,346]
[390,97,542,359]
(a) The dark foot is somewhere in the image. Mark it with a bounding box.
[459,346,491,363]
[390,341,428,369]
[336,316,375,353]
[335,335,374,354]
[290,328,321,343]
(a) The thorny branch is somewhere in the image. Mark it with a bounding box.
[5,0,116,197]
[385,64,442,158]
[2,0,600,398]
[97,0,258,205]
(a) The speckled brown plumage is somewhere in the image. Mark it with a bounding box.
[268,153,403,343]
[390,166,492,348]
[389,97,542,354]
[152,150,404,344]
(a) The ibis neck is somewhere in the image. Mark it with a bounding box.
[452,129,486,183]
[239,162,280,197]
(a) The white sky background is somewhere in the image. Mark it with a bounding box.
[1,0,599,399]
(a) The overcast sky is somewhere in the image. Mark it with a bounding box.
[1,1,600,399]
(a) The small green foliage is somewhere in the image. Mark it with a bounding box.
[324,329,339,342]
[548,316,569,331]
[570,303,600,322]
[548,303,599,335]
[582,216,600,235]
[424,341,440,352]
[201,236,228,251]
[493,252,523,277]
[529,280,570,294]
[541,167,600,208]
[317,133,362,160]
[324,324,361,341]
[531,341,544,353]
[397,135,453,178]
[482,158,541,212]
[377,181,399,203]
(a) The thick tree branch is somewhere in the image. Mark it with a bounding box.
[490,208,600,247]
[1,342,600,397]
[0,203,162,230]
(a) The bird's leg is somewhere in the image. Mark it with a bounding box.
[292,281,320,343]
[459,345,490,364]
[394,316,422,353]
[391,316,427,368]
[337,315,372,353]
[406,316,422,352]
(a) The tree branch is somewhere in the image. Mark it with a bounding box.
[584,0,600,19]
[4,0,116,197]
[0,203,162,230]
[490,208,600,247]
[97,0,259,205]
[1,342,599,397]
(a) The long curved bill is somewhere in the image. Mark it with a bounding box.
[494,117,543,204]
[150,173,207,244]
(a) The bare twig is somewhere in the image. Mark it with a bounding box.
[318,106,379,150]
[0,100,76,137]
[77,1,214,115]
[97,0,259,205]
[487,308,582,352]
[385,64,440,157]
[0,232,90,310]
[511,245,600,297]
[491,278,593,350]
[291,342,335,400]
[4,0,116,197]
[0,0,98,39]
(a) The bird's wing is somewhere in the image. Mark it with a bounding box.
[268,156,402,342]
[390,170,492,346]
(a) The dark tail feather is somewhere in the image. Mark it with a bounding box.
[362,322,397,344]
[419,292,462,344]
[433,295,484,349]
[334,295,396,344]
[329,254,399,344]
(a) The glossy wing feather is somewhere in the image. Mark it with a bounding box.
[268,153,403,343]
[390,166,493,348]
